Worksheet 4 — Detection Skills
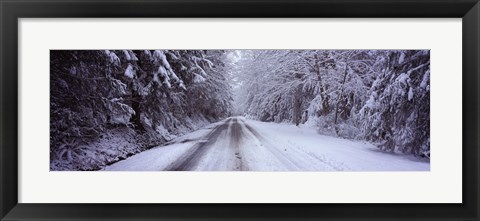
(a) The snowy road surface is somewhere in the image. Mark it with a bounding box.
[105,117,430,171]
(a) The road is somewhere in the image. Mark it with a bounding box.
[165,118,244,171]
[162,117,345,171]
[163,117,324,171]
[105,117,430,171]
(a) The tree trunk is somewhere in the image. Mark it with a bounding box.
[334,63,349,125]
[318,83,330,115]
[293,85,302,126]
[314,55,330,116]
[130,91,144,131]
[334,62,349,136]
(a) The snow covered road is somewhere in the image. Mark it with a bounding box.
[105,117,430,171]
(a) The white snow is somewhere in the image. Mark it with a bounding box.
[157,66,169,79]
[124,64,135,78]
[246,118,429,171]
[123,50,138,61]
[104,122,220,171]
[105,50,120,65]
[420,70,430,90]
[153,50,170,68]
[105,117,429,171]
[364,91,377,109]
[144,50,152,57]
[396,73,410,84]
[398,52,406,64]
[408,87,414,101]
[193,74,206,83]
[152,50,184,88]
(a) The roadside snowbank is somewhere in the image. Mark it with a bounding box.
[245,117,429,171]
[104,120,225,171]
[51,117,214,171]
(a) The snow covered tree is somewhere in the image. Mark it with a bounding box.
[237,49,430,156]
[359,50,430,156]
[50,50,134,167]
[50,50,233,170]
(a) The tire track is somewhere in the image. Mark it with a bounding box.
[239,120,301,170]
[229,118,248,170]
[164,118,232,171]
[165,117,343,171]
[239,119,341,171]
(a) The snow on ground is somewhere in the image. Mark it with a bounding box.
[246,117,430,171]
[103,121,221,171]
[105,117,429,171]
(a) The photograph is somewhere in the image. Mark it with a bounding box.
[50,49,430,171]
[3,0,477,219]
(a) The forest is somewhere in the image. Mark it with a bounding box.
[50,50,430,171]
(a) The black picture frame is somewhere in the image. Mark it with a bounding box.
[1,0,479,220]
